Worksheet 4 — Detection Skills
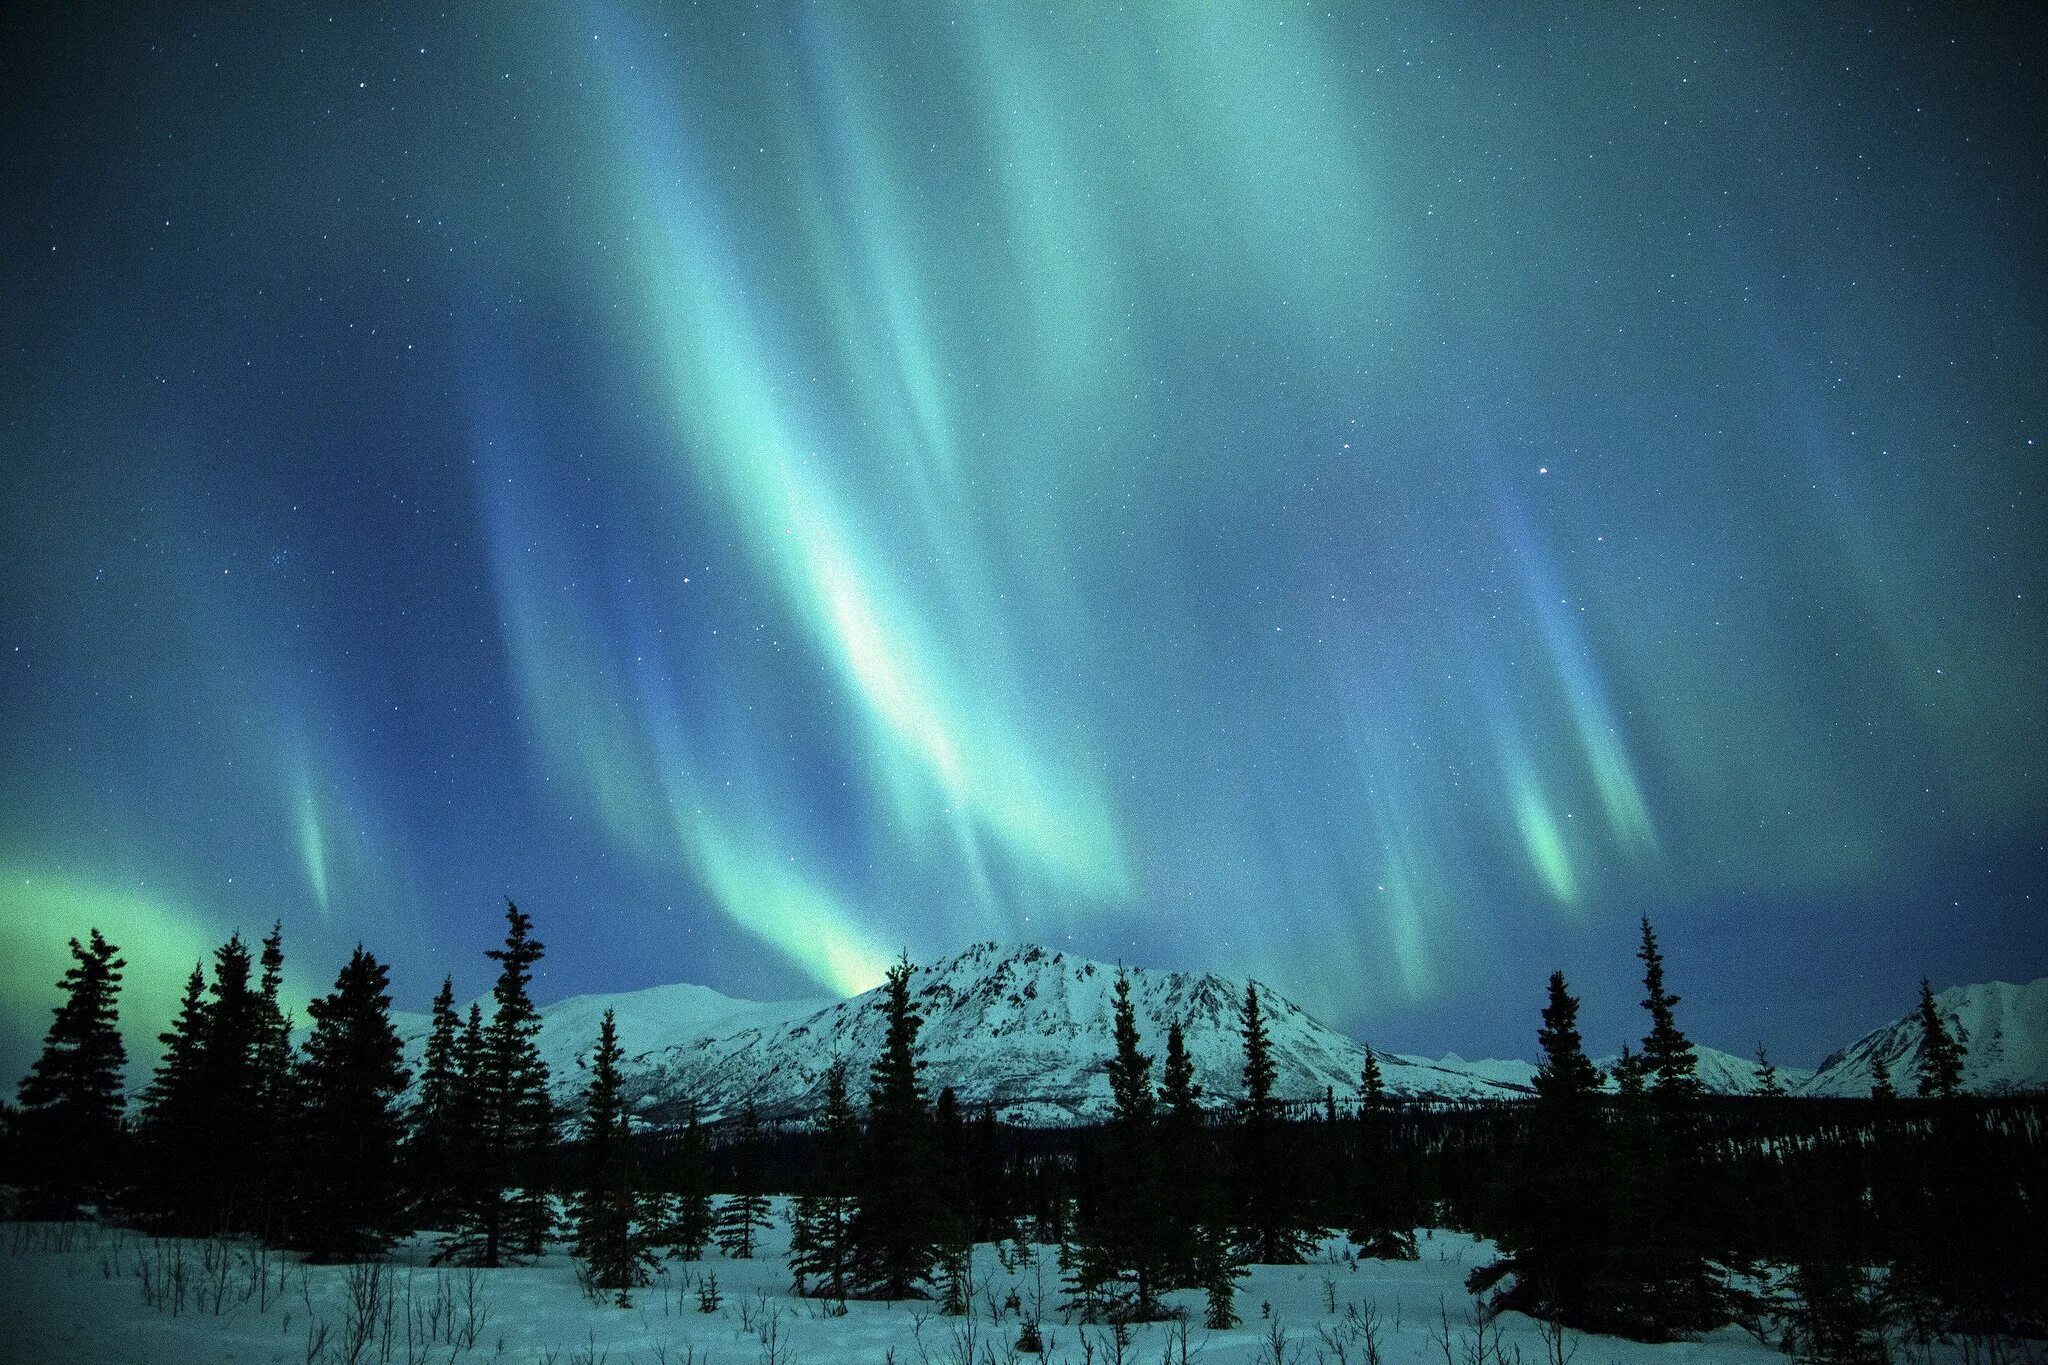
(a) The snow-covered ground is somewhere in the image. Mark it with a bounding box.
[0,1204,1796,1365]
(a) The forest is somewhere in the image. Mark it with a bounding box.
[5,903,2044,1364]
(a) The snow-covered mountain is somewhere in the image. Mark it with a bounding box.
[1799,978,2048,1098]
[528,980,825,1083]
[392,948,2044,1124]
[1422,1054,1540,1091]
[530,942,1526,1125]
[1590,1043,1816,1096]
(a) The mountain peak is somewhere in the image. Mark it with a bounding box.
[1801,977,2048,1098]
[387,952,2044,1123]
[513,942,1524,1125]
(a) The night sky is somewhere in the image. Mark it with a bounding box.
[4,3,2044,1086]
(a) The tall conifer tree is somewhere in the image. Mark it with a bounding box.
[14,930,128,1215]
[1155,1018,1215,1291]
[1471,972,1606,1325]
[1347,1050,1416,1260]
[1753,1044,1785,1099]
[654,1102,715,1262]
[790,1058,859,1298]
[572,1010,649,1301]
[445,901,555,1265]
[850,954,939,1298]
[293,947,412,1260]
[197,932,267,1233]
[715,1102,772,1259]
[1913,980,1966,1100]
[1231,981,1313,1264]
[1068,970,1168,1320]
[1601,919,1718,1337]
[138,963,209,1229]
[429,1000,488,1255]
[1637,918,1700,1104]
[251,922,298,1236]
[934,1087,979,1313]
[409,977,463,1226]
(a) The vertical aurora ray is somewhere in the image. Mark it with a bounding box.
[578,17,1133,915]
[466,363,904,991]
[291,767,329,916]
[1501,508,1659,858]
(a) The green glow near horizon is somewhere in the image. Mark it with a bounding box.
[0,870,323,1086]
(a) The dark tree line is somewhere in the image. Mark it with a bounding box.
[7,910,2043,1357]
[7,904,554,1264]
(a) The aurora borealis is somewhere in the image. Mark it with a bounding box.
[3,3,2043,1082]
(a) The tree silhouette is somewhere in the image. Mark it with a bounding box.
[444,901,555,1265]
[1913,980,1966,1100]
[850,954,940,1298]
[572,1010,649,1301]
[1231,981,1314,1264]
[292,947,411,1260]
[14,930,127,1215]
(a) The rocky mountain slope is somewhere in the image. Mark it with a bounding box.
[1589,1043,1816,1096]
[399,945,2044,1124]
[541,941,1524,1125]
[1799,977,2048,1098]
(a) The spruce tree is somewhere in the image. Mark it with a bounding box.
[715,1102,772,1259]
[445,901,555,1265]
[408,977,463,1227]
[654,1101,715,1262]
[1201,1229,1242,1329]
[1067,970,1169,1321]
[1601,918,1718,1338]
[293,947,412,1260]
[850,953,940,1298]
[1155,1018,1207,1287]
[1788,1259,1890,1365]
[789,1059,859,1298]
[1103,978,1164,1314]
[1636,918,1700,1104]
[196,932,267,1233]
[965,1101,1010,1246]
[1470,972,1607,1326]
[1912,980,1966,1100]
[1346,1050,1416,1260]
[1231,981,1314,1265]
[1611,1043,1646,1100]
[1868,1052,1897,1103]
[1535,974,1601,1102]
[251,922,299,1238]
[1159,1019,1200,1122]
[137,963,209,1229]
[571,1010,648,1302]
[138,933,268,1234]
[429,1000,489,1255]
[14,930,128,1215]
[933,1086,975,1313]
[1754,1044,1785,1099]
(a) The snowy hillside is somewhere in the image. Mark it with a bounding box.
[533,942,1527,1125]
[1424,1054,1539,1090]
[1800,978,2048,1098]
[1592,1043,1816,1096]
[529,980,826,1086]
[396,950,2044,1123]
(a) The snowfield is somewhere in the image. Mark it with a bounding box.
[2,1205,1798,1365]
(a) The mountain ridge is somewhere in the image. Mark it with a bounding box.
[388,944,2045,1123]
